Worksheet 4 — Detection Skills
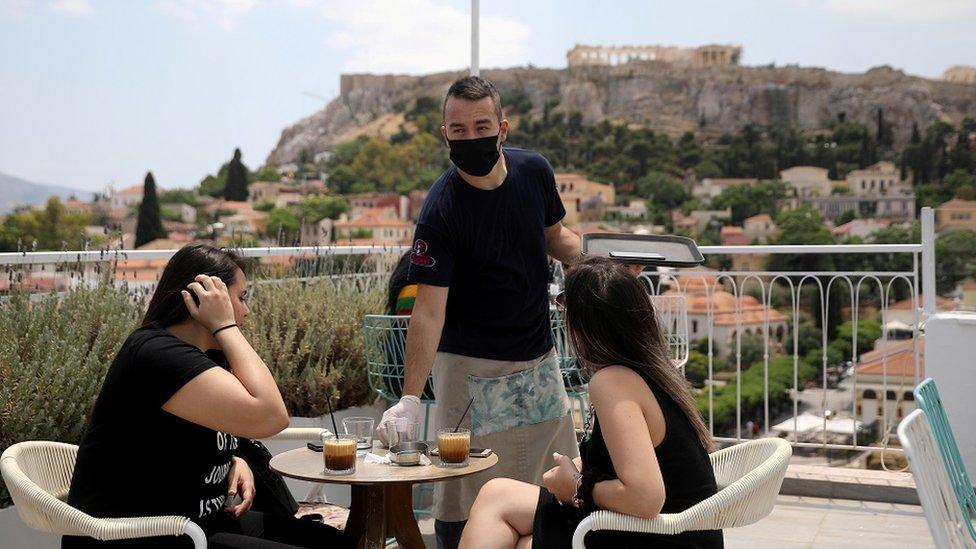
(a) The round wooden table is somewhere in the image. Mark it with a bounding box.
[270,442,498,549]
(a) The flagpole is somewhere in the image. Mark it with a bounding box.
[471,0,480,76]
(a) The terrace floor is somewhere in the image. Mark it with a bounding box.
[414,495,934,548]
[0,493,936,548]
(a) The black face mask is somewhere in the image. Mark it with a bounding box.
[448,134,501,177]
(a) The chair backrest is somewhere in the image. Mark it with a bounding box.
[703,437,793,528]
[362,314,414,403]
[914,378,976,525]
[898,409,976,548]
[549,307,588,393]
[587,437,793,537]
[0,441,90,536]
[648,294,689,371]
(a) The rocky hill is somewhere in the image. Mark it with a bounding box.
[267,62,976,167]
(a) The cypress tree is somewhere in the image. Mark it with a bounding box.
[135,172,167,247]
[224,148,250,201]
[876,108,893,150]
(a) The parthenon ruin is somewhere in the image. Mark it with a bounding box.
[942,65,976,84]
[567,43,742,68]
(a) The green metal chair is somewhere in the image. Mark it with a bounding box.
[913,377,976,543]
[363,314,436,437]
[363,314,436,516]
[550,307,591,426]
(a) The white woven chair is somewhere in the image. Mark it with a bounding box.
[572,437,792,548]
[1,440,207,547]
[0,429,325,548]
[898,409,976,549]
[261,427,330,443]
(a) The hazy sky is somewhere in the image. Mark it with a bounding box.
[2,0,974,193]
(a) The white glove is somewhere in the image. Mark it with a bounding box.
[376,395,423,445]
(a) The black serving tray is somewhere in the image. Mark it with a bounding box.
[581,233,705,268]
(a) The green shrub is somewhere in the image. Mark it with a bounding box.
[0,282,143,506]
[245,279,384,416]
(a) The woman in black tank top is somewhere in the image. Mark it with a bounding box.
[460,257,723,549]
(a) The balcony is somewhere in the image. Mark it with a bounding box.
[0,209,969,548]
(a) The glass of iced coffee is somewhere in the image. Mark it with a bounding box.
[437,428,470,468]
[322,433,358,475]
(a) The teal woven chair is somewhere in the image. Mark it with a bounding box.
[914,377,976,543]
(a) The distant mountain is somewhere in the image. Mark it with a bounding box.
[0,172,94,215]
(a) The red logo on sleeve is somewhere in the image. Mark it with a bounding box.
[410,239,436,267]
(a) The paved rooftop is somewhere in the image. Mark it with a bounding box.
[414,495,934,548]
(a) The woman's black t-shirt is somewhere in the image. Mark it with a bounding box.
[66,322,238,523]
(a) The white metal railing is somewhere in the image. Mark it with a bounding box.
[0,244,410,265]
[0,209,939,457]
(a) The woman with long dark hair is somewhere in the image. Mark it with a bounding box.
[64,244,351,548]
[459,257,722,548]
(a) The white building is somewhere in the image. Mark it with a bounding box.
[780,166,832,198]
[301,218,334,246]
[667,275,788,357]
[110,185,143,210]
[846,339,922,427]
[692,178,757,204]
[161,202,197,224]
[800,162,916,221]
[743,213,778,244]
[830,219,891,240]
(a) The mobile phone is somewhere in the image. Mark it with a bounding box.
[307,442,323,452]
[224,492,242,509]
[429,447,492,457]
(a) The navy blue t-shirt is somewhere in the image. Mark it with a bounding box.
[407,147,566,361]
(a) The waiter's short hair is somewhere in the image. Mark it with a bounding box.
[444,76,503,122]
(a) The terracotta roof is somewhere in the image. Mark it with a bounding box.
[136,238,184,250]
[831,222,852,236]
[705,178,757,186]
[745,213,772,224]
[663,286,786,326]
[848,161,898,176]
[888,295,956,311]
[335,214,412,229]
[721,226,750,246]
[116,185,143,195]
[937,198,976,210]
[0,276,65,292]
[332,237,410,246]
[204,201,253,214]
[857,340,924,378]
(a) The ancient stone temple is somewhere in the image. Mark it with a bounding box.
[942,65,976,84]
[566,43,741,68]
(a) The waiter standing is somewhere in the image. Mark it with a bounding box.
[377,76,581,549]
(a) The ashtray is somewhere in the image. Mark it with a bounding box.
[389,441,429,466]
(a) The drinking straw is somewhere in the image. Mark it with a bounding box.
[454,397,475,433]
[325,394,340,438]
